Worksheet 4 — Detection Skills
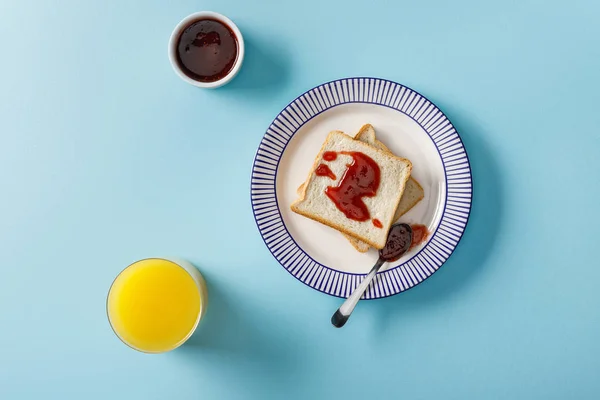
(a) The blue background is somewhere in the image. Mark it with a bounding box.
[1,0,599,399]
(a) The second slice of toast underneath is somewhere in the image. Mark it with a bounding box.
[343,125,425,252]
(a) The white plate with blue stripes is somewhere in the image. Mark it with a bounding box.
[251,78,472,299]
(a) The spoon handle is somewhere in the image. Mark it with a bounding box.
[331,258,385,328]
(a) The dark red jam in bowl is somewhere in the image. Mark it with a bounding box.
[176,19,238,82]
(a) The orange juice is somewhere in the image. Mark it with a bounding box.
[107,258,207,353]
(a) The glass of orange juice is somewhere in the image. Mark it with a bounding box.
[107,258,208,353]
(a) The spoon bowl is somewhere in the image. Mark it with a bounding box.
[380,223,413,262]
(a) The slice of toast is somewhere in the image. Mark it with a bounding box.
[297,124,425,252]
[291,130,412,249]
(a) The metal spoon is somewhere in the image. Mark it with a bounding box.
[331,223,413,328]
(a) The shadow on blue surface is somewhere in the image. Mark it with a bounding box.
[215,27,292,99]
[369,101,505,333]
[174,269,297,391]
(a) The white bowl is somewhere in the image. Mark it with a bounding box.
[168,11,245,88]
